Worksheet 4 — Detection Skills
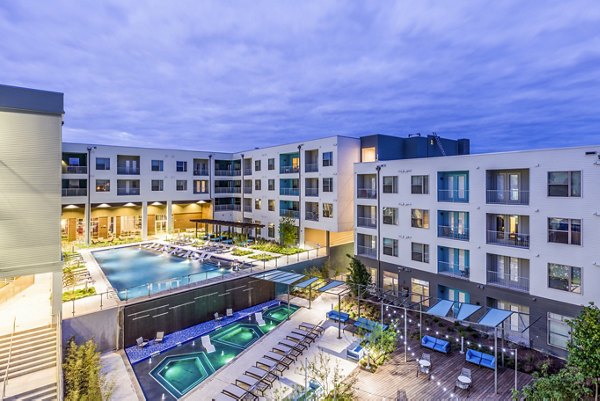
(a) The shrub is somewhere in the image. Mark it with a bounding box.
[231,248,253,257]
[63,287,96,302]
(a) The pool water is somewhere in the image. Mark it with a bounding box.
[92,246,229,300]
[145,304,299,399]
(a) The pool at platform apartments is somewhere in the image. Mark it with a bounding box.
[1,84,599,399]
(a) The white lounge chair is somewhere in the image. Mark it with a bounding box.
[201,335,216,353]
[226,308,233,317]
[255,312,266,326]
[181,250,192,258]
[136,337,148,348]
[156,331,164,343]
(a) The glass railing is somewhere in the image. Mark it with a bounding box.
[438,261,470,279]
[280,165,299,174]
[305,163,318,173]
[117,187,140,196]
[214,204,241,211]
[244,205,252,212]
[357,188,377,199]
[193,168,209,176]
[193,189,208,194]
[437,225,469,241]
[243,187,252,194]
[486,190,529,205]
[437,189,469,202]
[487,270,529,291]
[214,187,241,194]
[280,188,300,196]
[62,165,87,174]
[305,211,319,221]
[487,230,529,248]
[62,188,87,197]
[280,209,300,219]
[357,216,377,228]
[117,167,140,175]
[357,245,377,258]
[305,188,319,197]
[214,169,241,176]
[243,168,252,175]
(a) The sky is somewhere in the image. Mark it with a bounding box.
[1,1,600,153]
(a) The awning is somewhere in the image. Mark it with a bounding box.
[456,303,482,321]
[426,300,454,318]
[294,277,319,289]
[252,270,304,285]
[317,280,345,292]
[478,308,513,327]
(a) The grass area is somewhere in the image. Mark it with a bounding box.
[62,287,96,302]
[248,253,278,261]
[231,248,254,257]
[250,242,304,255]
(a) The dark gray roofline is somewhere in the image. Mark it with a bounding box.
[0,84,64,115]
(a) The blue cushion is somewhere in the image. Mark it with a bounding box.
[466,349,482,364]
[480,353,496,369]
[327,310,349,323]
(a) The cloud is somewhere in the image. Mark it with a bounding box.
[1,0,599,153]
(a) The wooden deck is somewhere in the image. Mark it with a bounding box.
[351,339,532,400]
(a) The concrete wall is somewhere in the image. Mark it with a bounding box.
[62,307,120,353]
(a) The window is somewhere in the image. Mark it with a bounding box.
[255,179,262,191]
[411,175,429,194]
[254,199,262,210]
[255,160,261,171]
[383,238,398,257]
[193,180,208,194]
[268,199,275,211]
[96,157,110,171]
[548,218,581,245]
[411,278,430,306]
[361,147,376,162]
[383,176,397,193]
[268,158,275,170]
[323,203,333,218]
[411,209,430,229]
[548,263,581,294]
[323,178,333,192]
[176,180,187,191]
[176,161,187,172]
[95,179,110,192]
[548,312,572,349]
[151,180,164,191]
[268,223,275,238]
[323,151,333,167]
[382,207,398,225]
[411,242,429,263]
[268,179,275,191]
[548,171,581,197]
[151,160,163,172]
[255,220,262,237]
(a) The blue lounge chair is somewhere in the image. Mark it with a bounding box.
[421,335,450,354]
[465,348,495,369]
[326,310,349,323]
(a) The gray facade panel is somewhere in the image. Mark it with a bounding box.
[0,84,64,114]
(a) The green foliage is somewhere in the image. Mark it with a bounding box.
[297,351,357,401]
[367,323,399,358]
[278,217,298,246]
[231,248,254,257]
[567,302,600,399]
[250,240,303,255]
[63,287,97,302]
[513,363,590,401]
[306,259,339,281]
[64,338,113,401]
[248,253,277,261]
[345,254,371,298]
[63,266,77,288]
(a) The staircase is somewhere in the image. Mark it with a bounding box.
[0,325,58,401]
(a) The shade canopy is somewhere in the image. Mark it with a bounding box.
[478,308,513,327]
[190,218,265,229]
[252,270,304,285]
[294,277,319,289]
[456,303,482,321]
[426,300,454,318]
[317,280,345,293]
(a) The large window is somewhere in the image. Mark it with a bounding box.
[548,312,571,349]
[411,278,430,306]
[383,176,397,193]
[268,223,275,238]
[548,263,582,294]
[411,175,429,194]
[151,179,163,191]
[323,151,333,167]
[323,178,333,192]
[176,161,187,172]
[255,160,261,171]
[548,218,581,245]
[176,180,187,191]
[383,238,398,257]
[268,199,275,211]
[96,157,110,171]
[411,209,430,229]
[95,179,110,192]
[151,160,163,172]
[254,199,262,210]
[361,147,376,162]
[268,179,275,191]
[382,207,398,225]
[323,203,333,218]
[255,179,262,191]
[548,171,581,197]
[411,242,429,263]
[268,158,275,170]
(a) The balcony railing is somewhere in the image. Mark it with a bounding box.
[305,187,319,197]
[357,216,377,228]
[62,166,87,174]
[305,163,318,173]
[244,187,252,194]
[214,169,241,176]
[193,189,209,194]
[486,190,529,205]
[117,187,140,196]
[193,168,209,176]
[357,245,377,258]
[243,168,252,175]
[244,205,252,212]
[487,270,529,292]
[437,225,469,241]
[62,188,87,197]
[214,187,241,194]
[487,230,529,248]
[438,261,470,279]
[357,188,377,199]
[280,165,299,174]
[117,167,140,175]
[438,189,469,202]
[280,209,300,219]
[280,188,300,196]
[214,204,241,212]
[305,211,319,221]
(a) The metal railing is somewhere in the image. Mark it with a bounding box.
[437,225,469,241]
[487,270,529,292]
[305,211,319,221]
[214,187,241,194]
[62,165,87,174]
[305,163,318,173]
[486,190,529,205]
[244,205,252,212]
[357,188,377,199]
[117,187,141,196]
[305,187,319,197]
[193,168,209,176]
[214,169,241,176]
[357,245,377,258]
[1,317,16,399]
[62,188,87,197]
[437,189,469,202]
[438,261,470,279]
[280,209,300,219]
[243,168,252,175]
[214,204,241,211]
[280,165,299,174]
[193,189,209,194]
[280,188,300,196]
[487,230,530,248]
[357,216,377,228]
[117,167,140,175]
[243,187,252,194]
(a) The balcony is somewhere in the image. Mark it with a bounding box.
[214,169,241,176]
[280,209,300,219]
[280,188,299,196]
[357,188,377,199]
[214,187,241,194]
[486,190,529,205]
[305,211,319,221]
[280,165,299,174]
[117,187,140,196]
[62,188,87,197]
[62,165,87,174]
[438,189,469,203]
[438,261,470,279]
[357,245,377,258]
[193,189,208,194]
[487,230,529,248]
[487,270,529,292]
[117,167,140,175]
[438,226,469,241]
[193,168,209,176]
[214,204,241,212]
[244,205,252,212]
[357,216,377,228]
[305,163,318,173]
[305,187,318,197]
[243,168,252,175]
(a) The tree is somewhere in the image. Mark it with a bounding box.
[307,259,340,281]
[346,254,371,298]
[514,363,590,401]
[64,338,113,401]
[278,217,298,246]
[297,351,357,401]
[567,302,600,400]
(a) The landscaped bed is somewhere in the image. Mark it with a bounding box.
[62,287,96,302]
[250,241,304,255]
[230,248,254,257]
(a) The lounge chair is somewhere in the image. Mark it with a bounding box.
[279,338,307,352]
[180,250,192,258]
[221,384,256,400]
[235,374,269,395]
[257,357,285,374]
[215,312,224,321]
[454,367,472,396]
[136,337,148,348]
[292,329,316,342]
[255,312,266,326]
[201,335,216,353]
[299,321,325,335]
[286,332,309,344]
[245,366,277,385]
[264,351,293,368]
[226,308,233,317]
[155,331,164,343]
[273,344,300,360]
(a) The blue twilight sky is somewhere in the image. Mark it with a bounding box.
[1,1,600,153]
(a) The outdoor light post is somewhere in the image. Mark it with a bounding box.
[375,164,384,288]
[85,145,96,246]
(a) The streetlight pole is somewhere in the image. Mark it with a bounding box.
[85,146,96,246]
[375,164,385,287]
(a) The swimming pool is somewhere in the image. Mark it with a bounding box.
[134,304,299,400]
[92,246,231,300]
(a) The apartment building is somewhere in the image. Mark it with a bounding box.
[0,85,63,399]
[354,145,600,357]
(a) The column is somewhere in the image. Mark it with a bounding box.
[326,230,331,257]
[166,200,173,233]
[84,203,91,246]
[141,201,148,240]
